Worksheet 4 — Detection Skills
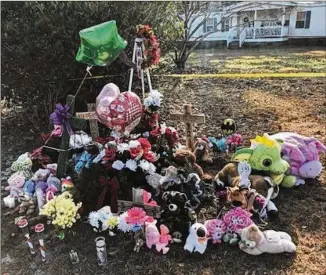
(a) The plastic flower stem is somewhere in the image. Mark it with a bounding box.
[35,224,46,262]
[17,219,36,255]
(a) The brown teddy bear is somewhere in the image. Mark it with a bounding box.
[173,149,212,182]
[215,162,279,217]
[193,137,212,164]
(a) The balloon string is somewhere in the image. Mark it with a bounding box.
[71,66,92,105]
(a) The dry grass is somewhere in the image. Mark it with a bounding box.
[187,46,326,73]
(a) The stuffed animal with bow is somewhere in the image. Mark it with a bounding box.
[5,172,26,198]
[194,137,212,164]
[204,219,226,244]
[145,220,172,254]
[270,132,326,186]
[184,223,209,254]
[239,224,296,255]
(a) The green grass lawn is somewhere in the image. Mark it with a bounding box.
[186,46,326,73]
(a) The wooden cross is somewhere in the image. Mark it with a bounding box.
[169,104,205,151]
[75,104,99,140]
[118,188,161,218]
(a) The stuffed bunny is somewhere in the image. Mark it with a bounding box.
[271,132,326,185]
[239,224,296,255]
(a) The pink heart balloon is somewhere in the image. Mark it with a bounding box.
[96,90,143,134]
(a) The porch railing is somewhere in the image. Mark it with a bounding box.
[239,28,247,47]
[226,27,237,48]
[246,26,283,39]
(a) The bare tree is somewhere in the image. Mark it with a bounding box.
[170,1,300,71]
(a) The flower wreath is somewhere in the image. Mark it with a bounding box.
[136,25,160,68]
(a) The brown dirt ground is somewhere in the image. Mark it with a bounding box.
[1,77,326,275]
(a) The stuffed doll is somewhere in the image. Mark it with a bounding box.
[5,172,26,198]
[194,137,213,164]
[35,181,48,211]
[145,220,160,249]
[232,134,296,188]
[215,162,279,217]
[160,191,196,241]
[45,175,61,202]
[22,180,35,197]
[61,177,74,192]
[11,152,33,177]
[31,168,51,182]
[156,224,172,254]
[270,132,326,186]
[239,224,296,255]
[204,219,226,244]
[173,149,212,181]
[184,223,209,254]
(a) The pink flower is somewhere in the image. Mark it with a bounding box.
[223,207,253,234]
[126,207,148,226]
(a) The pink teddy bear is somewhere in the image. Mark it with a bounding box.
[5,172,26,198]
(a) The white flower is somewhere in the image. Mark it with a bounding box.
[138,159,150,172]
[105,141,116,149]
[93,150,105,163]
[117,143,130,153]
[152,97,161,107]
[116,105,125,112]
[150,90,163,99]
[125,159,137,172]
[143,97,152,107]
[88,211,100,228]
[112,160,125,170]
[118,212,133,233]
[148,163,156,174]
[160,123,167,135]
[129,140,140,148]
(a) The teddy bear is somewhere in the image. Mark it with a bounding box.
[173,149,212,182]
[239,224,296,255]
[159,191,196,241]
[193,137,213,164]
[5,172,26,198]
[31,168,51,182]
[184,222,209,254]
[11,152,33,178]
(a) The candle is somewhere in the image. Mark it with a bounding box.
[16,218,36,255]
[34,223,46,262]
[95,237,107,266]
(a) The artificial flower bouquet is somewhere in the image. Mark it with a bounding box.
[40,192,82,238]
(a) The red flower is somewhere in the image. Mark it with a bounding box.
[138,138,151,151]
[143,151,157,162]
[130,147,143,159]
[150,128,161,138]
[165,128,172,136]
[103,146,117,162]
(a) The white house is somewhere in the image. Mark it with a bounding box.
[189,1,326,48]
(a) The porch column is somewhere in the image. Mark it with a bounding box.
[281,7,285,36]
[253,9,257,39]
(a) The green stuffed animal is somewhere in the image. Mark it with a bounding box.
[232,134,297,188]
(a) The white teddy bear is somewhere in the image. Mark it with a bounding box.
[239,224,296,255]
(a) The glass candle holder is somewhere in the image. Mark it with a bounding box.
[95,236,107,266]
[34,223,46,262]
[16,218,36,255]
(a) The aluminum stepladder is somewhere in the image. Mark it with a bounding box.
[128,37,153,99]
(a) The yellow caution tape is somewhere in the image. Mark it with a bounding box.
[153,72,326,78]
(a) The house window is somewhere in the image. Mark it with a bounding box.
[221,18,230,32]
[296,11,311,29]
[206,18,215,32]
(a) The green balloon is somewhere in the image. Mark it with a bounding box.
[75,20,127,66]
